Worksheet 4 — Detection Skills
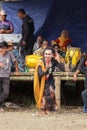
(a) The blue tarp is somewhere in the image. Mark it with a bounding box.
[1,0,87,52]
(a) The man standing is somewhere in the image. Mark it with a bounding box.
[18,9,35,57]
[73,54,87,112]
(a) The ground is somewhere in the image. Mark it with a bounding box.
[0,81,84,130]
[0,106,87,130]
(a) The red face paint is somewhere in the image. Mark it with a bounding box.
[85,60,87,66]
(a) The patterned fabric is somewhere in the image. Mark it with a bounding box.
[0,20,14,31]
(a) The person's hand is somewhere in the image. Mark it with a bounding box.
[14,72,19,75]
[46,63,49,68]
[22,41,26,45]
[0,63,4,68]
[55,54,61,63]
[73,74,77,81]
[0,29,6,33]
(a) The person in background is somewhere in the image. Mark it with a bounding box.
[34,47,65,115]
[0,41,18,111]
[55,30,71,57]
[73,53,87,112]
[7,41,19,58]
[50,40,57,46]
[7,41,19,72]
[33,36,43,52]
[0,10,14,34]
[52,44,70,72]
[52,44,65,64]
[17,9,35,57]
[7,41,25,72]
[33,39,48,56]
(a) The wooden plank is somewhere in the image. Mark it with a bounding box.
[10,76,34,81]
[10,72,85,81]
[54,76,61,110]
[10,72,34,81]
[53,72,85,81]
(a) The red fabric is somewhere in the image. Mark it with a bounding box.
[55,38,71,47]
[55,39,60,44]
[62,38,71,47]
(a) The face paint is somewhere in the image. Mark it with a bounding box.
[44,50,53,63]
[85,60,87,66]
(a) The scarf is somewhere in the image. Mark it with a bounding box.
[34,60,46,109]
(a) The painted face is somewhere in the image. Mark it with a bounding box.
[44,50,53,63]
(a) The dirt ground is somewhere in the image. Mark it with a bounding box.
[0,106,87,130]
[0,81,85,130]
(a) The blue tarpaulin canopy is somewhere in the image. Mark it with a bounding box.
[1,0,87,52]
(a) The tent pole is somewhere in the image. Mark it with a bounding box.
[0,2,2,11]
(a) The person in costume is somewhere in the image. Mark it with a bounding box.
[73,53,87,112]
[33,39,48,56]
[55,30,71,57]
[34,47,65,114]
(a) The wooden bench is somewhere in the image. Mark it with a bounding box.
[10,72,85,110]
[53,72,85,110]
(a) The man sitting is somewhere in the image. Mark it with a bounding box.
[33,36,43,52]
[55,30,71,57]
[33,40,48,56]
[74,53,87,112]
[0,10,14,34]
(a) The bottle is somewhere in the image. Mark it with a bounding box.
[25,66,29,72]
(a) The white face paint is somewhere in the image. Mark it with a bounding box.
[44,50,53,63]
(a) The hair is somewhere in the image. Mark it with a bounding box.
[42,39,48,45]
[0,41,8,48]
[7,41,14,46]
[61,30,69,37]
[43,39,48,42]
[39,39,43,45]
[50,40,57,45]
[0,44,1,48]
[18,9,26,14]
[37,36,43,39]
[52,44,59,48]
[43,46,55,56]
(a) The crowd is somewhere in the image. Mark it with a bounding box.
[0,9,87,114]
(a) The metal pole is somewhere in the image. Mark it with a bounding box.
[0,2,2,11]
